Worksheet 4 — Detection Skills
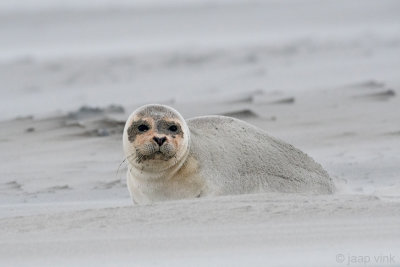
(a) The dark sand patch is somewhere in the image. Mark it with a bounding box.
[221,109,258,119]
[35,185,71,194]
[77,118,125,137]
[269,97,295,104]
[350,80,386,89]
[94,180,124,190]
[227,89,264,104]
[67,105,125,120]
[354,89,396,101]
[1,181,23,191]
[383,131,400,137]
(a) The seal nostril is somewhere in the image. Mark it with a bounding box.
[153,136,167,146]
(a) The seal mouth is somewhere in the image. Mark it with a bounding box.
[152,150,172,159]
[136,150,174,163]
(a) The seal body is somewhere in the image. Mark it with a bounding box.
[123,104,334,204]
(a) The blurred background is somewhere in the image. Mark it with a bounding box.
[1,0,399,120]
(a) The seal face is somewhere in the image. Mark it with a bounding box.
[123,104,335,204]
[126,117,183,163]
[123,104,189,172]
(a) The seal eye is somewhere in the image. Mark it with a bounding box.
[138,124,149,132]
[169,125,178,132]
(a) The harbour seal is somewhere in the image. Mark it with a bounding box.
[123,104,334,204]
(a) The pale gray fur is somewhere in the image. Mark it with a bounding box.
[186,116,334,195]
[136,104,179,120]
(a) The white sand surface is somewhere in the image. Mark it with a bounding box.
[0,0,399,266]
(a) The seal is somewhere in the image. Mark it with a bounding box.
[123,104,334,204]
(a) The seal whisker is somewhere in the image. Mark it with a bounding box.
[115,158,127,183]
[136,153,144,164]
[115,152,140,183]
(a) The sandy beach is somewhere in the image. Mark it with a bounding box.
[1,0,399,266]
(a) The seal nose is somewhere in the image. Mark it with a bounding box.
[153,136,167,146]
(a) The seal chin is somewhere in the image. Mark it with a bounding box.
[148,151,173,161]
[135,148,175,163]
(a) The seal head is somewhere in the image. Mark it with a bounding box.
[123,104,190,174]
